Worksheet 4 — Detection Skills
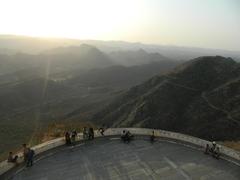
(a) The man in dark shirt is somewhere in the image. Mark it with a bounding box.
[26,148,35,167]
[89,127,94,140]
[65,131,71,145]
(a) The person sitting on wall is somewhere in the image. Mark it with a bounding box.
[150,131,155,143]
[65,131,71,145]
[99,126,105,136]
[204,144,210,154]
[22,144,29,162]
[121,130,127,142]
[26,148,35,167]
[125,131,130,143]
[210,141,217,154]
[83,127,88,140]
[71,130,77,145]
[88,127,94,140]
[125,131,133,143]
[7,152,18,164]
[213,146,221,159]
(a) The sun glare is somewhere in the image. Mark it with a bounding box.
[0,0,144,40]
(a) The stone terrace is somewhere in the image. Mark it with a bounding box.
[11,137,240,180]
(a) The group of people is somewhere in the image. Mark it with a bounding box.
[204,141,221,159]
[65,130,78,145]
[65,127,97,145]
[8,144,35,167]
[121,130,156,144]
[83,127,94,140]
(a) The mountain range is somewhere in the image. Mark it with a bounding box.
[93,56,240,140]
[0,37,239,159]
[1,35,240,61]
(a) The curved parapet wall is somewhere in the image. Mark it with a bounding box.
[1,128,240,178]
[104,128,240,163]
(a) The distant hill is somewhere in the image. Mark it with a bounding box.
[93,56,240,141]
[108,49,172,66]
[68,60,180,89]
[0,45,179,87]
[0,35,81,54]
[0,44,115,84]
[41,44,114,70]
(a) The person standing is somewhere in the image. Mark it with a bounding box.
[88,127,94,140]
[26,148,35,167]
[65,131,71,145]
[204,144,210,154]
[22,144,29,162]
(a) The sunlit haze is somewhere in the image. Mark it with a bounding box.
[0,0,240,50]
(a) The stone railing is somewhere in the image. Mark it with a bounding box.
[0,137,66,178]
[1,128,240,178]
[103,128,240,163]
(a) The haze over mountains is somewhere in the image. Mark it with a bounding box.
[94,56,240,140]
[0,35,239,159]
[1,35,240,61]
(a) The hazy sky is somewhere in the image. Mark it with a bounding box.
[0,0,239,51]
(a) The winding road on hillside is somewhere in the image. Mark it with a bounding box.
[201,92,240,125]
[163,75,239,125]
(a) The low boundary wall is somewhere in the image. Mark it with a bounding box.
[1,128,240,178]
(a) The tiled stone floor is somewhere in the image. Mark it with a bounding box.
[11,138,240,180]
